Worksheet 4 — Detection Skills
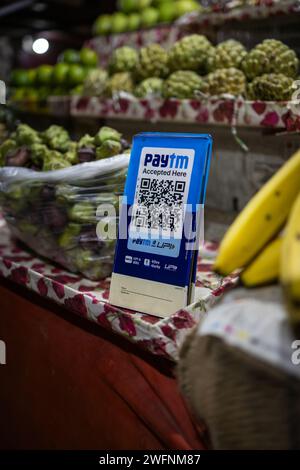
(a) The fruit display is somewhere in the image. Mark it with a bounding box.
[109,46,139,73]
[0,124,129,171]
[213,148,300,322]
[0,124,129,280]
[82,69,108,97]
[203,68,247,96]
[241,39,299,80]
[9,36,299,104]
[246,74,294,101]
[168,34,214,73]
[105,72,135,96]
[10,46,99,101]
[163,71,204,99]
[134,44,169,80]
[134,77,164,97]
[92,0,201,36]
[206,40,247,72]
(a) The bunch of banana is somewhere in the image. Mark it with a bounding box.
[280,193,300,322]
[213,149,300,316]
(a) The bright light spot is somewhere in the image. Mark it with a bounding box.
[32,38,49,54]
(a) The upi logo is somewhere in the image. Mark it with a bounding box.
[0,340,6,365]
[0,80,6,104]
[291,340,300,365]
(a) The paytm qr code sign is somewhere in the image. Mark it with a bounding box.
[109,132,212,317]
[128,147,195,257]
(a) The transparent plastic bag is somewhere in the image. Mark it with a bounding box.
[0,154,129,280]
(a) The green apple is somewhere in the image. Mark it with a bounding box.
[80,47,98,67]
[93,15,112,36]
[174,0,200,18]
[127,13,141,31]
[159,2,176,23]
[111,13,128,34]
[52,63,69,85]
[67,64,87,86]
[10,69,32,87]
[118,0,138,13]
[140,7,159,28]
[61,49,80,64]
[36,65,53,85]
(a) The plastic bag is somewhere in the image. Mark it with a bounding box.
[0,154,129,280]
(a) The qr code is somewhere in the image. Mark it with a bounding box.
[132,178,185,233]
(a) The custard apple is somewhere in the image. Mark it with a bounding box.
[82,69,108,96]
[163,71,204,99]
[168,35,214,73]
[109,46,139,73]
[241,39,299,80]
[207,40,247,72]
[246,73,294,101]
[203,68,246,96]
[134,77,164,98]
[134,44,169,80]
[105,72,134,96]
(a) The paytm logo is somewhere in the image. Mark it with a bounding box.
[144,153,189,170]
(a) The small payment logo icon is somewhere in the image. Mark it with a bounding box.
[125,256,132,264]
[144,259,150,267]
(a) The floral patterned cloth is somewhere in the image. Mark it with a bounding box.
[0,218,238,361]
[70,96,300,131]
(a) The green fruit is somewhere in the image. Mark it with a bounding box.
[27,69,37,85]
[174,0,200,18]
[109,46,138,73]
[38,86,51,100]
[118,0,138,13]
[67,64,87,86]
[11,88,27,101]
[203,67,246,96]
[61,49,80,64]
[58,223,81,249]
[135,44,169,80]
[52,63,69,85]
[140,7,159,28]
[163,70,204,99]
[95,126,122,145]
[68,201,95,223]
[96,140,122,159]
[111,13,128,34]
[10,69,32,87]
[134,77,164,97]
[207,40,247,72]
[246,73,294,101]
[82,69,108,97]
[158,2,176,23]
[70,85,83,95]
[241,39,299,80]
[105,72,134,96]
[168,35,214,73]
[127,13,140,30]
[36,65,53,85]
[93,15,112,36]
[80,47,98,67]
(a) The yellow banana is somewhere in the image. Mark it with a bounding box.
[281,192,300,322]
[241,237,282,287]
[214,149,300,275]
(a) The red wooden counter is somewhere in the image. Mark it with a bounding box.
[0,277,207,450]
[0,219,236,450]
